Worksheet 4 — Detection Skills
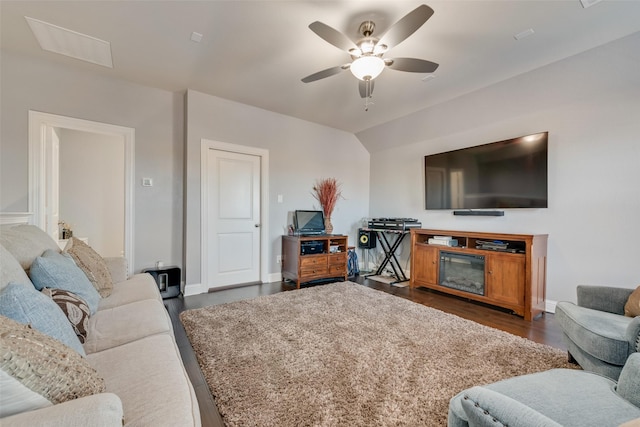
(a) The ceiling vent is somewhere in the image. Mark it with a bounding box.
[25,16,113,68]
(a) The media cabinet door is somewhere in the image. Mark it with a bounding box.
[486,253,525,313]
[411,244,439,286]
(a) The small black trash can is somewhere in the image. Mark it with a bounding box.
[142,266,181,299]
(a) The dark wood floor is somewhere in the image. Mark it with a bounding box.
[165,276,567,427]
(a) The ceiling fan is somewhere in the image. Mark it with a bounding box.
[301,4,439,109]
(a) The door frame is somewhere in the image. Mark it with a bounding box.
[28,111,135,269]
[200,139,269,289]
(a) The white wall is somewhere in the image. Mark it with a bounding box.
[0,51,183,273]
[59,128,124,257]
[185,90,370,289]
[359,32,640,304]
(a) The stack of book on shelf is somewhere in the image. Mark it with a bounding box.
[427,236,458,247]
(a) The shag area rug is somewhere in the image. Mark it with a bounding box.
[180,282,574,426]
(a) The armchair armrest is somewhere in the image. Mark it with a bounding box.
[625,318,640,355]
[461,387,562,427]
[577,285,634,315]
[1,393,123,427]
[103,257,128,283]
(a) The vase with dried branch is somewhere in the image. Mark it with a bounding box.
[312,178,342,234]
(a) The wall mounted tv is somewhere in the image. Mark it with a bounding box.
[424,132,548,210]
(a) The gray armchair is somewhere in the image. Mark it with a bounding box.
[555,285,640,380]
[448,353,640,427]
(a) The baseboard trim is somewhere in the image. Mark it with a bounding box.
[268,272,282,283]
[184,283,206,296]
[545,299,557,313]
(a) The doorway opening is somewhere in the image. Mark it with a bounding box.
[28,111,134,268]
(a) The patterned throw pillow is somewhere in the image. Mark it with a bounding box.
[41,288,90,343]
[64,238,113,298]
[624,285,640,317]
[0,315,105,418]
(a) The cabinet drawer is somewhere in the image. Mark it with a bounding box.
[328,253,347,266]
[300,256,327,267]
[328,264,346,275]
[301,266,329,276]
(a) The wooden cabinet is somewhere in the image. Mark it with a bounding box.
[410,229,547,321]
[412,243,439,285]
[486,253,525,309]
[281,235,348,288]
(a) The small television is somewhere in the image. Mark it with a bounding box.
[294,210,326,235]
[424,132,548,210]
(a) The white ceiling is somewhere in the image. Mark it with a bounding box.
[2,1,639,134]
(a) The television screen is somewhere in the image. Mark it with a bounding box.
[294,210,325,233]
[424,132,548,209]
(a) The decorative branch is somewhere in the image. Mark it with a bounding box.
[312,178,342,218]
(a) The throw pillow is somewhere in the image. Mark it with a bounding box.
[624,286,640,317]
[29,249,101,314]
[64,237,113,298]
[0,282,86,356]
[0,315,105,418]
[1,242,33,290]
[41,288,91,343]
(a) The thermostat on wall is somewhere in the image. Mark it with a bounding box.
[142,178,153,187]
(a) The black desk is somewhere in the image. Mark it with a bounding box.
[363,228,410,285]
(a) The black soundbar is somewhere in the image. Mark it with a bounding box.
[453,210,504,217]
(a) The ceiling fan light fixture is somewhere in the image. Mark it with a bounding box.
[350,56,385,81]
[360,39,376,54]
[373,43,388,55]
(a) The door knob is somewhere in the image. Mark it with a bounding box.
[255,224,260,228]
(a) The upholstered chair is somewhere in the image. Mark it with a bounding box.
[447,353,640,427]
[555,285,640,380]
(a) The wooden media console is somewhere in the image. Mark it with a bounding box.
[410,229,547,320]
[281,235,348,289]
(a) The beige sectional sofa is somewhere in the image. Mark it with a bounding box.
[0,224,200,426]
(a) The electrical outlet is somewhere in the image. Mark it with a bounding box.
[276,255,282,264]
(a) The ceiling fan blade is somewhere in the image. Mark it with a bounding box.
[309,21,358,52]
[386,58,439,73]
[378,4,434,49]
[358,79,375,98]
[301,65,347,83]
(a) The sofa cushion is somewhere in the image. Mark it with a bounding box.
[98,273,161,311]
[0,243,33,291]
[86,334,200,427]
[617,354,640,408]
[29,249,101,315]
[103,256,128,284]
[449,369,640,427]
[0,224,60,271]
[460,386,562,427]
[0,282,86,355]
[0,316,105,418]
[624,286,640,317]
[83,299,172,354]
[64,237,113,298]
[555,301,634,365]
[41,288,91,343]
[0,393,124,427]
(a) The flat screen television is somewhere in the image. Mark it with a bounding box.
[424,132,548,210]
[293,210,326,234]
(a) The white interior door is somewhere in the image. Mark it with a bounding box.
[206,149,261,288]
